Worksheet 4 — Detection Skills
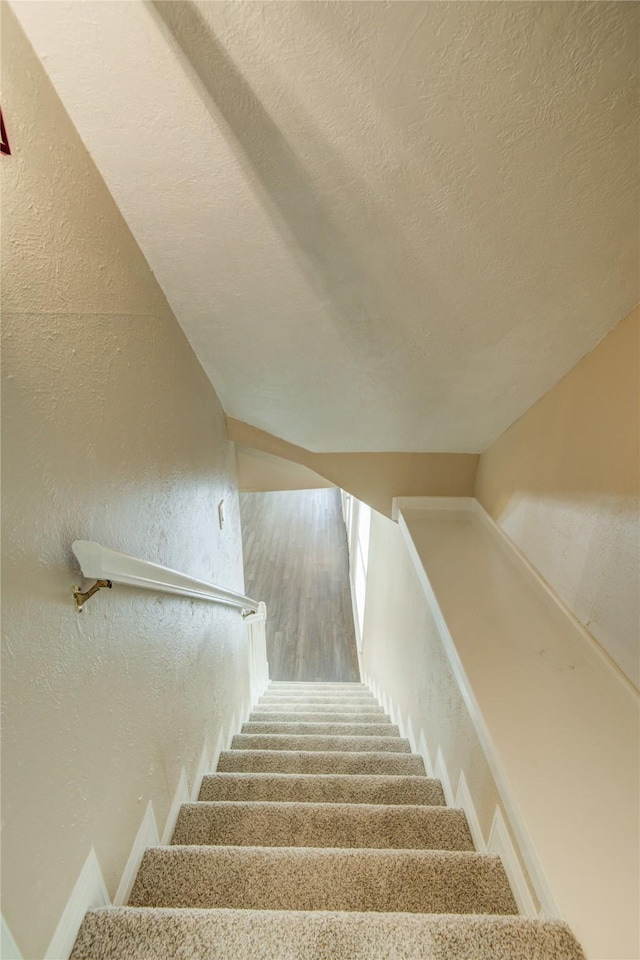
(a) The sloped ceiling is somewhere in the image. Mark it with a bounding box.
[11,1,639,452]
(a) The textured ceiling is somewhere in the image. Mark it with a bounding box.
[12,1,639,452]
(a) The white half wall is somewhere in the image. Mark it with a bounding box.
[369,497,638,960]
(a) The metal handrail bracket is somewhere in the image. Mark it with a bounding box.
[71,540,259,615]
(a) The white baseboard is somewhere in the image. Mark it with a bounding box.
[1,915,23,960]
[488,806,538,918]
[41,712,239,959]
[364,673,378,704]
[388,697,400,731]
[455,770,486,853]
[417,728,434,777]
[191,739,211,802]
[243,694,253,724]
[45,849,110,960]
[434,747,454,805]
[209,726,226,772]
[381,690,390,716]
[228,710,243,748]
[404,714,417,753]
[160,769,189,846]
[114,801,159,905]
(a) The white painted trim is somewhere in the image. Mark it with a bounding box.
[191,739,211,802]
[114,801,159,906]
[344,497,363,657]
[393,503,560,918]
[455,771,487,853]
[209,726,226,772]
[72,540,259,614]
[349,570,364,656]
[1,915,23,960]
[160,769,189,845]
[246,601,270,700]
[388,697,399,732]
[243,600,267,624]
[434,746,454,806]
[405,714,417,753]
[388,698,400,730]
[488,807,538,919]
[417,728,434,778]
[228,710,243,749]
[468,500,638,698]
[45,849,110,960]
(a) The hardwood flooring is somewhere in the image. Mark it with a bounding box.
[239,488,360,682]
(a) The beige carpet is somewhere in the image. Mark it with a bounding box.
[71,682,586,959]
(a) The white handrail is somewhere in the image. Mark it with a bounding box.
[72,540,260,614]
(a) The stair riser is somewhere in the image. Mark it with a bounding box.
[71,909,588,960]
[172,801,474,850]
[253,703,385,714]
[241,723,400,737]
[217,750,426,776]
[258,697,377,705]
[261,689,373,696]
[129,847,518,915]
[199,773,446,806]
[249,712,390,724]
[267,683,366,690]
[261,690,375,697]
[230,735,411,753]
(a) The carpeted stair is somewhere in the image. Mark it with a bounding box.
[71,682,586,959]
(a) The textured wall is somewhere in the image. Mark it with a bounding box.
[1,10,248,958]
[476,307,639,689]
[13,0,639,452]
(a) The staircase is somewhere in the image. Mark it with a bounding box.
[71,682,585,959]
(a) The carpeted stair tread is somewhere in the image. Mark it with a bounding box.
[259,694,377,704]
[71,907,587,960]
[241,721,401,737]
[217,749,426,775]
[230,733,411,753]
[128,845,518,914]
[258,697,377,706]
[171,801,474,850]
[261,687,375,695]
[268,682,367,689]
[252,701,386,714]
[250,710,391,724]
[199,772,446,805]
[71,677,588,958]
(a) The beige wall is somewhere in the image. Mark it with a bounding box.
[475,307,640,689]
[1,11,249,958]
[235,444,334,492]
[228,418,479,517]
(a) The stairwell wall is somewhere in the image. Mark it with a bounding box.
[1,10,250,958]
[359,511,540,912]
[475,305,639,689]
